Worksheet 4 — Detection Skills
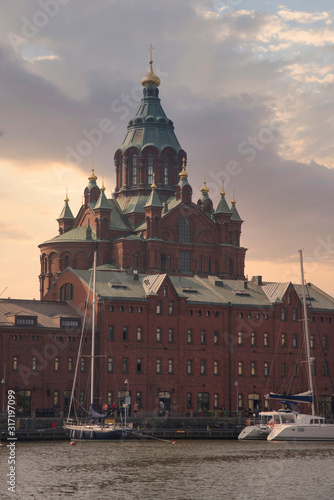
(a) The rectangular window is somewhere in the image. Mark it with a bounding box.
[168,301,174,315]
[80,391,85,407]
[168,359,173,374]
[187,329,192,343]
[156,328,161,342]
[213,330,219,344]
[187,360,193,375]
[264,333,269,346]
[281,333,287,347]
[138,307,142,314]
[107,358,113,373]
[251,332,256,346]
[200,360,206,375]
[137,327,142,341]
[122,358,128,373]
[32,356,38,372]
[123,326,128,341]
[311,360,316,376]
[67,358,73,372]
[251,361,256,376]
[137,358,142,373]
[281,308,286,321]
[293,364,299,378]
[214,394,219,409]
[200,330,206,344]
[136,392,142,407]
[168,328,174,343]
[282,362,287,378]
[213,361,219,375]
[264,362,269,377]
[129,306,133,313]
[179,251,191,271]
[323,361,329,376]
[54,357,60,372]
[156,301,161,314]
[13,356,19,372]
[156,359,162,374]
[187,393,193,409]
[238,361,243,376]
[80,358,86,372]
[108,326,114,341]
[292,334,298,348]
[119,306,124,313]
[310,335,314,349]
[292,309,297,322]
[238,332,243,345]
[107,392,113,406]
[53,391,59,407]
[323,336,328,349]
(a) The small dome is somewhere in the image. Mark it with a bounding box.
[141,58,161,87]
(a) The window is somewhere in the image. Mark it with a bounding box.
[264,362,269,377]
[179,250,191,271]
[214,394,219,409]
[156,301,161,314]
[132,155,137,184]
[164,155,169,185]
[108,326,114,341]
[156,328,161,342]
[53,391,59,407]
[238,361,243,376]
[80,358,86,372]
[323,336,328,349]
[281,333,287,347]
[156,359,162,374]
[68,358,73,372]
[32,356,38,372]
[282,363,287,378]
[311,360,316,376]
[60,283,74,301]
[119,306,124,313]
[197,392,209,411]
[134,253,139,268]
[200,330,206,344]
[187,393,193,408]
[251,362,256,376]
[238,312,243,319]
[198,257,202,272]
[292,334,298,348]
[138,307,142,314]
[168,301,174,315]
[129,306,133,313]
[187,329,193,343]
[107,358,114,373]
[136,392,142,407]
[213,330,219,344]
[137,327,142,341]
[281,308,286,321]
[13,356,18,371]
[207,259,211,273]
[109,305,114,312]
[148,153,153,184]
[248,313,252,320]
[251,332,256,346]
[163,286,168,298]
[168,359,174,374]
[179,219,191,243]
[80,391,85,406]
[187,360,193,375]
[54,357,60,372]
[323,361,329,376]
[122,326,128,341]
[166,255,171,271]
[122,358,128,373]
[213,361,219,375]
[310,335,314,349]
[137,358,142,373]
[292,309,297,322]
[188,310,193,317]
[264,333,269,346]
[200,360,206,375]
[238,332,243,345]
[238,394,243,410]
[293,364,299,378]
[168,328,174,343]
[265,314,269,320]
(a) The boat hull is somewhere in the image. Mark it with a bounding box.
[238,425,270,440]
[66,424,131,440]
[268,424,334,441]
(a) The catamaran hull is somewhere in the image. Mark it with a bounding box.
[238,425,270,440]
[268,425,334,441]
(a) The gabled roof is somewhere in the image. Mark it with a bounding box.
[262,282,291,303]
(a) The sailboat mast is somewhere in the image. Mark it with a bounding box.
[90,250,97,407]
[299,249,315,416]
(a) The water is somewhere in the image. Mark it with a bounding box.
[1,439,334,500]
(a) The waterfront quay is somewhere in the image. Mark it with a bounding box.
[0,413,245,441]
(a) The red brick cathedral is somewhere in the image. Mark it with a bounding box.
[1,55,333,418]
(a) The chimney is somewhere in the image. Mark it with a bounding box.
[244,281,248,289]
[252,276,262,285]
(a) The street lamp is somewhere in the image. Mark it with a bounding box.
[234,381,239,419]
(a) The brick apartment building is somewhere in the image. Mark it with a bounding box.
[1,55,333,417]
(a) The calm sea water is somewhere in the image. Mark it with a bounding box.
[1,439,334,500]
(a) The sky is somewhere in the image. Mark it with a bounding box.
[1,0,334,299]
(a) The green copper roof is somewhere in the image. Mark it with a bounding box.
[231,202,243,222]
[120,86,182,154]
[215,194,231,215]
[41,225,97,244]
[144,187,162,208]
[95,189,112,210]
[57,200,74,220]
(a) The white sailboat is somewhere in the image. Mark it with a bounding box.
[65,251,132,440]
[268,250,334,441]
[238,407,298,440]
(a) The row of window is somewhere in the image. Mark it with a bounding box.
[237,360,330,377]
[236,331,329,349]
[121,153,172,187]
[107,326,220,344]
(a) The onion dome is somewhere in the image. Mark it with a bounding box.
[141,45,161,87]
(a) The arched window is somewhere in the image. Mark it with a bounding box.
[207,258,211,273]
[148,154,153,185]
[179,219,191,243]
[134,253,139,268]
[198,258,202,273]
[120,162,123,187]
[163,155,169,185]
[166,255,171,271]
[132,155,137,185]
[44,257,48,274]
[64,255,70,268]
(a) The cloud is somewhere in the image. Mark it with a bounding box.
[278,8,329,24]
[0,223,33,241]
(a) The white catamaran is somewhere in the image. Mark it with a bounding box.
[268,250,334,441]
[65,251,132,440]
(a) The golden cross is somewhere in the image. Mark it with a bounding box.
[149,43,154,60]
